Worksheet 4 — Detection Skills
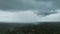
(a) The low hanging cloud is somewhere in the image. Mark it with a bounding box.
[39,13,60,22]
[0,10,41,22]
[0,9,60,23]
[38,9,60,22]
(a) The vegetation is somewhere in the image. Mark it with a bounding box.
[1,22,60,34]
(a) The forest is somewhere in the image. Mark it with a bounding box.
[0,22,60,34]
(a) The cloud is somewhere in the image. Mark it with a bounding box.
[0,0,60,23]
[0,10,41,23]
[38,9,60,22]
[0,0,54,10]
[39,13,60,22]
[0,9,60,23]
[0,0,57,16]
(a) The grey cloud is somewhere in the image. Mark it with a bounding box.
[39,13,60,22]
[37,0,60,9]
[37,10,57,16]
[0,10,39,22]
[0,0,59,16]
[38,9,60,22]
[0,0,56,10]
[0,9,59,22]
[0,0,16,10]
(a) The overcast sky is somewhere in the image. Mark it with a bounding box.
[0,0,60,23]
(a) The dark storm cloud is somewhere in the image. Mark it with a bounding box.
[0,0,59,15]
[0,0,56,10]
[36,0,60,8]
[0,0,16,10]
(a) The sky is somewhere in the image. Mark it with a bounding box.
[0,0,60,23]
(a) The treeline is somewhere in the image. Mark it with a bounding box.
[1,22,60,34]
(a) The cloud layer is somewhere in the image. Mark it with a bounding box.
[0,9,60,23]
[0,0,59,10]
[0,0,60,23]
[0,0,54,10]
[0,0,58,16]
[0,10,40,22]
[39,13,60,22]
